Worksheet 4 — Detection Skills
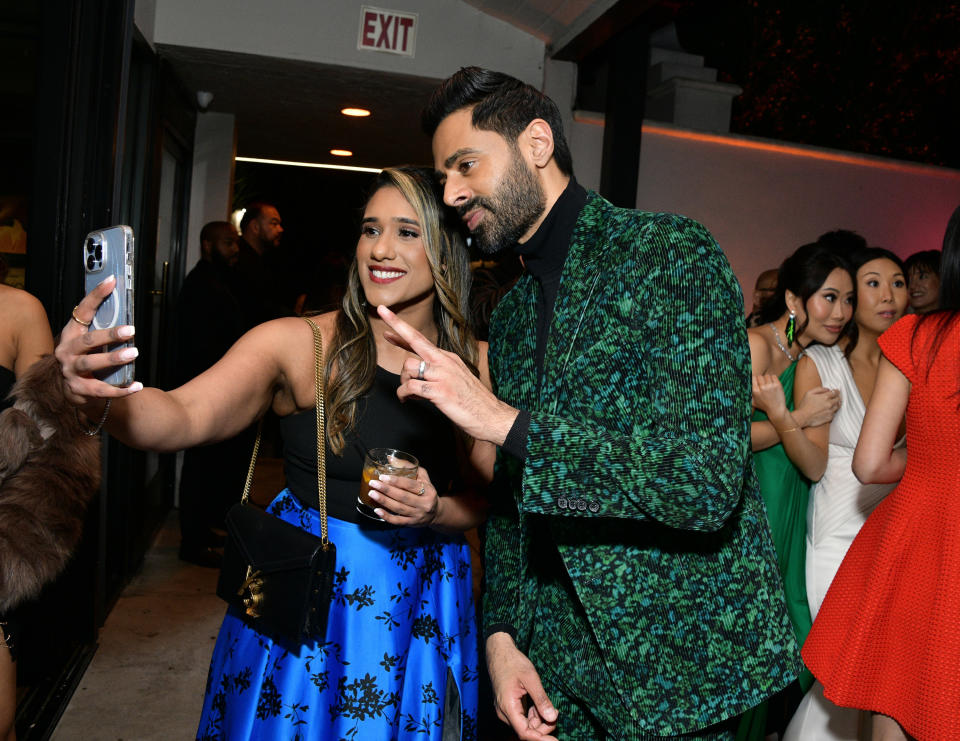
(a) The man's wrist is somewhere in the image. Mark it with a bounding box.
[484,623,518,644]
[490,403,521,447]
[485,630,518,658]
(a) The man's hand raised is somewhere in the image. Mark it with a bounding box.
[377,305,517,445]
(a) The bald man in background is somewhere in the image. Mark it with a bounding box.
[746,268,778,327]
[175,221,253,568]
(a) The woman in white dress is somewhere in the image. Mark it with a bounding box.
[784,248,908,740]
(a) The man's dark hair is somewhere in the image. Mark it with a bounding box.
[239,202,277,233]
[200,220,235,245]
[422,66,574,177]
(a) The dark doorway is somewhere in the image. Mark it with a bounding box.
[232,161,376,315]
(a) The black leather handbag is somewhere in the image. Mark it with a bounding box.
[216,317,336,643]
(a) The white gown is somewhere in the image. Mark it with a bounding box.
[784,343,904,741]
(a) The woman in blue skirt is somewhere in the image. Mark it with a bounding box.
[55,167,494,740]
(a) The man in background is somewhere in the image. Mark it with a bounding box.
[746,268,778,327]
[175,221,250,567]
[234,202,286,328]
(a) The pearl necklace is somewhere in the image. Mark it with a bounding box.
[769,323,803,362]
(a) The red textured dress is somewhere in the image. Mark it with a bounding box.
[802,313,960,740]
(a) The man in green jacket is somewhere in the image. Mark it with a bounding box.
[380,66,801,740]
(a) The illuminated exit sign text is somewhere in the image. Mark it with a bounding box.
[358,6,418,57]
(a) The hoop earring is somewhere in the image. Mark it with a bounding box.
[785,310,797,346]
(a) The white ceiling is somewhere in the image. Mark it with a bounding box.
[461,0,620,50]
[158,1,626,167]
[161,45,439,169]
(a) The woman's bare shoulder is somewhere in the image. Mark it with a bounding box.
[747,326,773,374]
[0,284,48,322]
[795,352,823,387]
[302,311,338,344]
[244,312,338,347]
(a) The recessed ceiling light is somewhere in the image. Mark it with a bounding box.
[341,107,371,117]
[330,149,353,157]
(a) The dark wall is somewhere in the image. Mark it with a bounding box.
[233,162,377,313]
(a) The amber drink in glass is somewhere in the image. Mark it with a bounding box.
[357,448,419,520]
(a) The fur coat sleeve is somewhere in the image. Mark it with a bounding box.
[0,354,101,612]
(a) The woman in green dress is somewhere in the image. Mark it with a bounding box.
[739,243,854,739]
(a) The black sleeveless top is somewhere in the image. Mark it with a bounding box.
[0,365,15,410]
[280,366,459,524]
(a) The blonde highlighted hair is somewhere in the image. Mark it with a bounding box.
[326,166,478,454]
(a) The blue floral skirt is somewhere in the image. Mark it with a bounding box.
[196,489,479,740]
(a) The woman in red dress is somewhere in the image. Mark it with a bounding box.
[802,204,960,741]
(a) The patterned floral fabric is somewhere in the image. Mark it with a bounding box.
[484,193,802,736]
[197,490,478,740]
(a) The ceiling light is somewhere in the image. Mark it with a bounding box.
[341,107,371,117]
[330,149,353,157]
[235,156,381,174]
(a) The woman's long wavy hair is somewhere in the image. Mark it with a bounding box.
[325,166,478,454]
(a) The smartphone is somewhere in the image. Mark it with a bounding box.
[82,225,136,386]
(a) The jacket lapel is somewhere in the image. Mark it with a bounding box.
[540,193,607,411]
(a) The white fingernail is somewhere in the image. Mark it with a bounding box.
[99,275,115,287]
[119,347,138,361]
[117,325,135,338]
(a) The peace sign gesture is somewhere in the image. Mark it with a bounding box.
[376,304,516,446]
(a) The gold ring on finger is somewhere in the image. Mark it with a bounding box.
[418,483,425,496]
[71,306,92,327]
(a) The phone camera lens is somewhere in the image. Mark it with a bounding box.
[86,256,95,270]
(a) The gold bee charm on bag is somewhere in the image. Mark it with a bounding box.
[238,565,265,618]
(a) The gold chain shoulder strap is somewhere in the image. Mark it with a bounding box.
[301,316,329,546]
[239,317,329,547]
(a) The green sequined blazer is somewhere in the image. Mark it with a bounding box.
[484,192,802,735]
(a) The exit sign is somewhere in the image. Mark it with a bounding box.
[358,6,418,57]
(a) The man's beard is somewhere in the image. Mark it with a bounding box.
[211,249,236,272]
[459,155,546,254]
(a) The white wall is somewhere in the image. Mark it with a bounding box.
[542,58,577,160]
[568,117,960,310]
[185,112,237,270]
[568,112,604,191]
[134,0,157,46]
[152,0,545,86]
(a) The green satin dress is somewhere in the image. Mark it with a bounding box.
[737,361,812,739]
